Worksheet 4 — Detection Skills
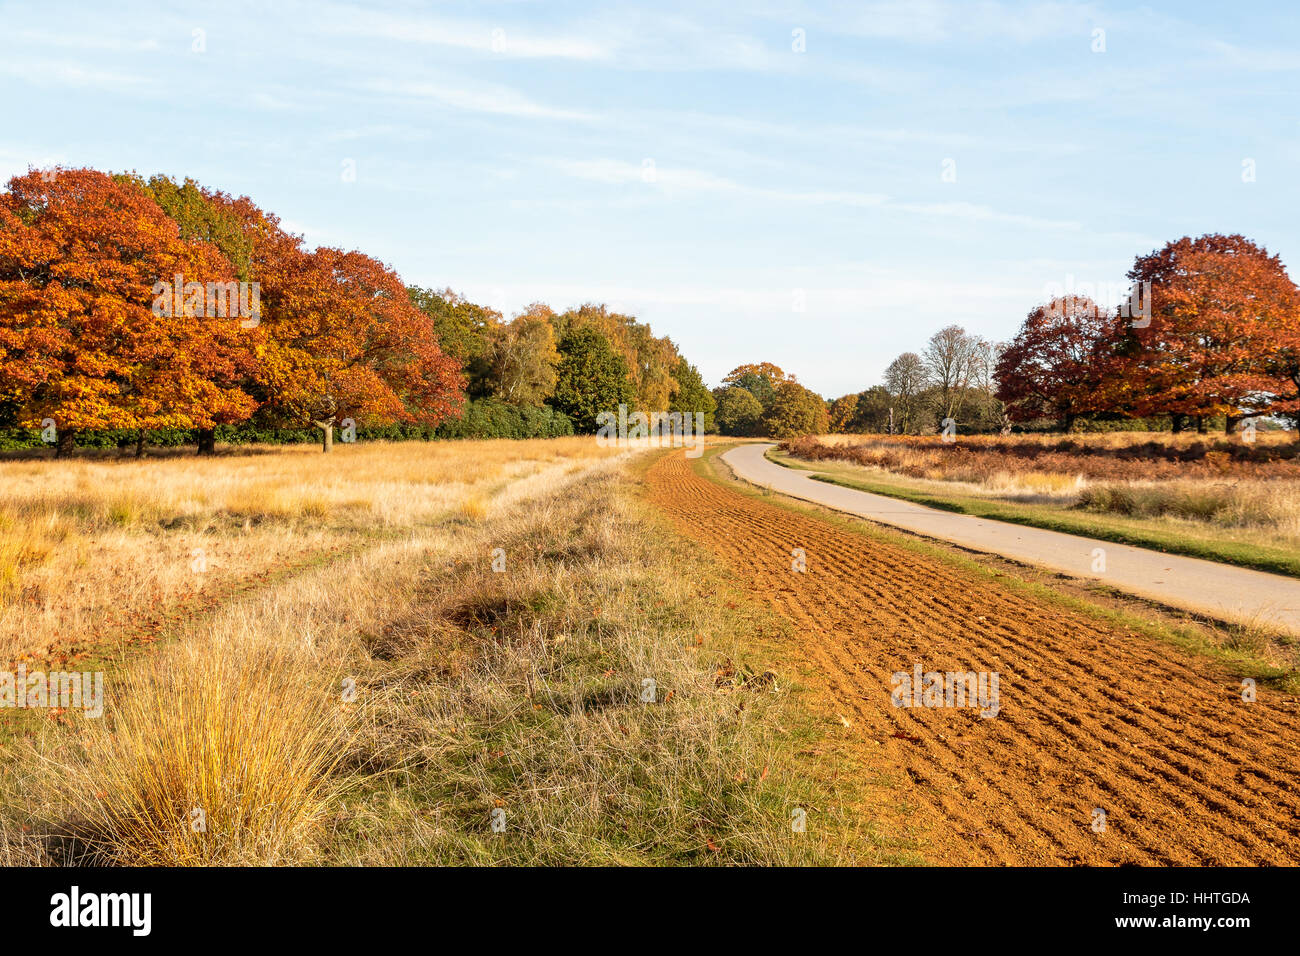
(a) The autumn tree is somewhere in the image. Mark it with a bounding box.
[712,385,764,436]
[1118,234,1300,433]
[555,303,681,411]
[722,362,793,410]
[144,185,465,452]
[0,168,256,456]
[995,296,1111,430]
[827,393,860,433]
[762,382,829,438]
[853,385,894,432]
[256,247,463,451]
[408,286,502,398]
[127,173,269,453]
[491,305,560,405]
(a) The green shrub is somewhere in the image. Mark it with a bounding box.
[0,401,574,452]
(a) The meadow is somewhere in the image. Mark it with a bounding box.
[0,439,854,866]
[780,432,1300,577]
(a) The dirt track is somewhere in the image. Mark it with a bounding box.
[646,451,1300,865]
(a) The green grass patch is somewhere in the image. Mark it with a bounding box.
[768,448,1300,579]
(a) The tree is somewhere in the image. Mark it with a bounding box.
[712,386,764,436]
[0,168,256,456]
[257,247,463,451]
[883,352,926,433]
[995,296,1111,429]
[922,325,981,425]
[127,173,266,453]
[852,386,894,432]
[408,286,502,398]
[722,362,793,410]
[827,394,860,433]
[555,303,681,411]
[762,382,829,438]
[551,326,636,432]
[491,307,559,405]
[669,358,716,431]
[1120,234,1300,433]
[121,173,255,280]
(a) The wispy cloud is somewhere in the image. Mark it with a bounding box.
[356,78,595,121]
[0,58,146,93]
[548,158,888,206]
[319,6,613,60]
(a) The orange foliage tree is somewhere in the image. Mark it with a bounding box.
[1118,234,1300,433]
[0,169,465,455]
[221,200,463,451]
[0,168,256,456]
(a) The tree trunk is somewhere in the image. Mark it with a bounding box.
[135,430,146,459]
[1195,415,1207,434]
[197,428,216,456]
[1171,413,1185,433]
[54,428,76,459]
[314,418,335,453]
[1225,415,1242,436]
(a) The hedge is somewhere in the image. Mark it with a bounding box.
[0,400,575,451]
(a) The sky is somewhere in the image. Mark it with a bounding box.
[2,0,1298,397]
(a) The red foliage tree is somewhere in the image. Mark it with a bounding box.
[253,243,463,450]
[995,295,1114,429]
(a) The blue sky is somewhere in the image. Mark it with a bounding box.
[2,0,1297,397]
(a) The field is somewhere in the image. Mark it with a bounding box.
[650,448,1300,864]
[3,436,1298,867]
[0,439,858,865]
[780,433,1300,577]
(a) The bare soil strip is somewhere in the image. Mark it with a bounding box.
[646,450,1300,865]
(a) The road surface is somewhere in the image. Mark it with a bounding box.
[722,442,1300,636]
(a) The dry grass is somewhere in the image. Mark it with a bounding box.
[27,637,348,865]
[0,439,625,664]
[0,441,857,866]
[789,434,1300,539]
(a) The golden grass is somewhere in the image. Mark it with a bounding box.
[1,440,857,866]
[0,439,624,664]
[793,434,1300,539]
[28,636,348,865]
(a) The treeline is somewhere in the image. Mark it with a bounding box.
[0,168,712,455]
[822,233,1300,436]
[711,362,830,438]
[404,291,714,438]
[825,327,1003,436]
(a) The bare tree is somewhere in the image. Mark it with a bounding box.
[922,325,981,425]
[884,351,926,434]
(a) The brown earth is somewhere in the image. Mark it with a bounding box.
[645,450,1300,865]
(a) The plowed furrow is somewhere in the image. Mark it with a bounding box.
[646,451,1300,866]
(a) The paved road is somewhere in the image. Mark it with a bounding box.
[722,442,1300,636]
